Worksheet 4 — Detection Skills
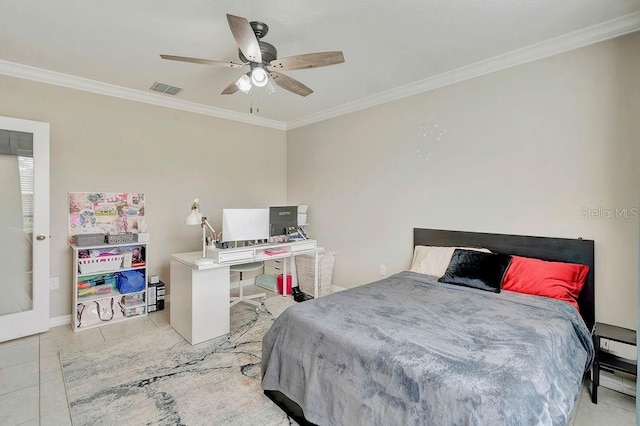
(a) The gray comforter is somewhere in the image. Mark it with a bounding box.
[261,271,594,426]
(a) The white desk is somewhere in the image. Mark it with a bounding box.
[170,240,320,345]
[170,252,230,345]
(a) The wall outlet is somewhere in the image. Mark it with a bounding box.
[49,277,59,290]
[379,264,386,276]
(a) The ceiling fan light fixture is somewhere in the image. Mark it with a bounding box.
[236,74,252,93]
[251,67,269,87]
[265,79,276,95]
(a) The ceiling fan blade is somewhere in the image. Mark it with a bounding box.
[160,54,244,69]
[270,51,345,70]
[269,71,313,97]
[226,14,262,63]
[221,77,241,95]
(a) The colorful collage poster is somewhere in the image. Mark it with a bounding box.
[68,192,145,244]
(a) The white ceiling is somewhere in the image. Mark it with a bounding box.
[1,1,639,129]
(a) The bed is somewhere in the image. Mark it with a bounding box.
[261,228,595,425]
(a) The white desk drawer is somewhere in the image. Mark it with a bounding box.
[218,250,254,263]
[265,264,283,275]
[264,259,283,276]
[291,241,317,252]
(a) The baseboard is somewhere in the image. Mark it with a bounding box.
[49,314,71,328]
[330,285,346,293]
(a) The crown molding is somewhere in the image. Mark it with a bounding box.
[1,12,638,132]
[286,12,640,130]
[0,59,287,130]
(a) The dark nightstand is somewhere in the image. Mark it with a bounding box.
[591,322,637,404]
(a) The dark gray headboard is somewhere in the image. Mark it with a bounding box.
[413,228,595,332]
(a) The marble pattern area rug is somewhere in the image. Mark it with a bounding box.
[60,303,297,426]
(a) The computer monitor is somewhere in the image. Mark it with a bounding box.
[269,206,298,237]
[221,209,269,243]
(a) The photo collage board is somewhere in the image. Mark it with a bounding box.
[68,192,145,244]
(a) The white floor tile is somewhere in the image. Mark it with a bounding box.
[148,307,170,327]
[40,407,72,426]
[573,384,636,425]
[17,419,39,426]
[0,340,39,369]
[39,327,105,359]
[40,354,63,383]
[0,385,39,425]
[39,324,75,342]
[0,359,38,396]
[40,374,69,415]
[0,334,39,351]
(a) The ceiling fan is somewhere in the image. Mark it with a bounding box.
[160,14,345,97]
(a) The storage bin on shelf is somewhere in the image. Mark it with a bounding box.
[77,274,116,299]
[295,250,335,297]
[107,234,135,244]
[121,292,145,306]
[120,304,145,317]
[120,292,146,317]
[78,255,124,274]
[74,233,106,247]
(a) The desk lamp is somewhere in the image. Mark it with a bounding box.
[185,198,216,265]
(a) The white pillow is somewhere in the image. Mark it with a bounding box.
[410,246,491,278]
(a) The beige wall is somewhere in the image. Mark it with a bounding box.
[287,33,640,329]
[0,76,287,318]
[0,33,637,328]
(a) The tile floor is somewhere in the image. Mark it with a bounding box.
[0,286,636,425]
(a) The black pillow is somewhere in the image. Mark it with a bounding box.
[438,249,512,293]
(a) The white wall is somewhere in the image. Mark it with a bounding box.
[0,75,287,318]
[287,33,640,329]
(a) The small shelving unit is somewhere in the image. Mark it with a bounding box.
[591,322,637,403]
[72,242,148,331]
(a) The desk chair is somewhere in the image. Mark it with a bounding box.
[230,262,266,310]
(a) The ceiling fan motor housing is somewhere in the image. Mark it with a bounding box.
[249,21,269,38]
[239,41,277,65]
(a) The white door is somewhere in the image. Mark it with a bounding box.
[0,116,50,342]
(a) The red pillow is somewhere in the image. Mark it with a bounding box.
[502,256,589,310]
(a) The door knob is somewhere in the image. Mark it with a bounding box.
[36,235,46,241]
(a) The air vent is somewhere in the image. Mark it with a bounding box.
[150,82,183,96]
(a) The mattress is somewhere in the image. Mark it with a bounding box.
[261,271,593,426]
